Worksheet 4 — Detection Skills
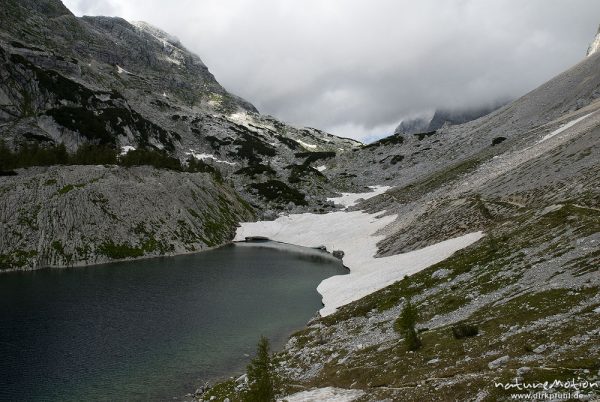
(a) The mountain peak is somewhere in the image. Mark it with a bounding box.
[130,21,183,49]
[587,24,600,57]
[6,0,72,18]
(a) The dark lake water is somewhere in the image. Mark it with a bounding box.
[0,243,345,401]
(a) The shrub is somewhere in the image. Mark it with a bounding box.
[97,241,144,259]
[249,180,307,206]
[491,137,507,146]
[71,144,117,165]
[186,157,223,182]
[1,141,225,177]
[119,148,182,171]
[451,323,479,339]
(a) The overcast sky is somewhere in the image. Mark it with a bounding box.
[62,0,600,142]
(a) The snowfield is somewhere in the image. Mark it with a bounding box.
[120,145,136,155]
[235,186,483,316]
[327,185,390,209]
[185,150,237,165]
[295,139,317,149]
[539,112,594,142]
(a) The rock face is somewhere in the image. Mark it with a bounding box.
[0,165,254,270]
[394,102,507,136]
[393,115,431,135]
[587,24,600,56]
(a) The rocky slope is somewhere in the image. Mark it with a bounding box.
[394,102,507,136]
[0,165,254,270]
[0,0,361,270]
[199,32,600,402]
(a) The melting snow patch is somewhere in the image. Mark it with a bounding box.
[164,56,182,65]
[539,113,594,142]
[186,150,236,165]
[296,139,317,149]
[235,187,483,316]
[327,185,390,208]
[594,307,600,313]
[316,165,327,172]
[228,112,274,132]
[116,65,131,75]
[280,387,365,402]
[229,112,254,127]
[541,204,563,215]
[120,145,136,155]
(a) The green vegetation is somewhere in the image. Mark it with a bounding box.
[57,183,85,194]
[199,194,247,247]
[286,163,325,184]
[71,144,118,165]
[186,157,223,182]
[491,136,507,146]
[451,323,479,339]
[51,240,65,254]
[364,133,405,149]
[0,141,68,171]
[294,151,336,164]
[0,141,117,170]
[274,134,301,150]
[97,241,145,259]
[235,164,276,178]
[46,107,117,145]
[413,131,436,141]
[0,250,38,270]
[249,180,307,206]
[119,149,182,170]
[244,336,277,402]
[230,129,276,163]
[394,299,422,351]
[0,141,225,178]
[379,154,404,165]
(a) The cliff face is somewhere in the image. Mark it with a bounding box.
[587,24,600,56]
[0,165,254,270]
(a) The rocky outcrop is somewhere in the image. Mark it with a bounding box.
[587,24,600,57]
[0,165,254,270]
[393,102,506,137]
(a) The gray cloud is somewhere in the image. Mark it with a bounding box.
[62,0,600,141]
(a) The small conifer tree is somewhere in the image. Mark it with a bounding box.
[396,299,422,351]
[244,336,276,402]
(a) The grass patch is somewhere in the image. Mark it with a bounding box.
[249,180,307,206]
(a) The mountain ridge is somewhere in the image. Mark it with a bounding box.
[0,0,362,270]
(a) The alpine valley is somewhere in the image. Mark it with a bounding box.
[1,1,599,401]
